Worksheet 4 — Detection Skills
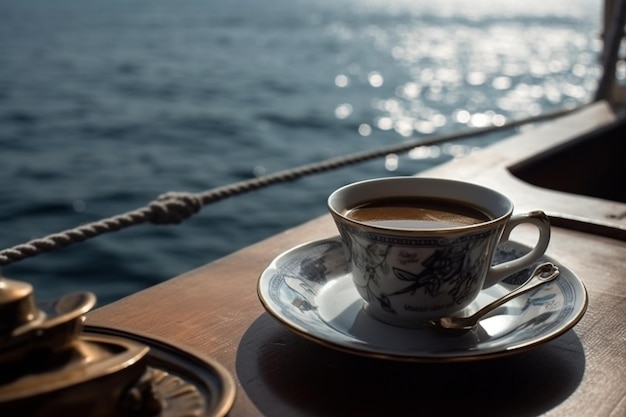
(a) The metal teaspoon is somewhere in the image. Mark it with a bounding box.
[428,262,560,332]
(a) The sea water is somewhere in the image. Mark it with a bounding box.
[0,0,603,305]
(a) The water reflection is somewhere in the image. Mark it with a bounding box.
[357,123,372,136]
[334,103,353,119]
[367,71,384,87]
[334,74,350,87]
[330,1,601,144]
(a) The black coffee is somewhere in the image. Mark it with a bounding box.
[344,198,491,229]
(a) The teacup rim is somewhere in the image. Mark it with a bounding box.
[327,176,513,233]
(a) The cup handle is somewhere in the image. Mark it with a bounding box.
[483,210,551,288]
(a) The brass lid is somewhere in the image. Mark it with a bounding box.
[0,272,96,366]
[0,277,42,337]
[0,273,154,417]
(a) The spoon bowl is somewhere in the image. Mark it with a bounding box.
[428,262,560,332]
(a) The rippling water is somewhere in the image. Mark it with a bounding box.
[0,0,603,305]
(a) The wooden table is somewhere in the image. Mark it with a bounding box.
[88,102,626,417]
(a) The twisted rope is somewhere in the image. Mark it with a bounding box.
[0,106,579,266]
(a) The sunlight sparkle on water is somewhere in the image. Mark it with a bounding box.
[335,74,350,87]
[376,117,394,131]
[408,145,441,160]
[328,0,601,151]
[397,82,421,99]
[492,77,512,90]
[406,143,478,161]
[414,120,436,134]
[466,72,487,86]
[385,153,399,171]
[394,118,414,137]
[334,103,353,119]
[358,124,372,136]
[368,71,384,87]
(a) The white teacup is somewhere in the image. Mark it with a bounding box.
[327,176,551,327]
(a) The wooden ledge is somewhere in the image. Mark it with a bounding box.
[420,100,626,240]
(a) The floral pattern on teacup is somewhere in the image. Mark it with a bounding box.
[337,222,495,316]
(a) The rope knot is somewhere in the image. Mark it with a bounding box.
[149,192,203,224]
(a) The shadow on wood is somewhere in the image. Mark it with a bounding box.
[236,313,585,417]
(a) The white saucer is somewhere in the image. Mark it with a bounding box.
[257,237,588,362]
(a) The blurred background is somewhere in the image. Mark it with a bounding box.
[0,0,605,306]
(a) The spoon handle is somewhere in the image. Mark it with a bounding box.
[469,262,560,320]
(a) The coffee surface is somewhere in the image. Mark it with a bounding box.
[344,198,491,229]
